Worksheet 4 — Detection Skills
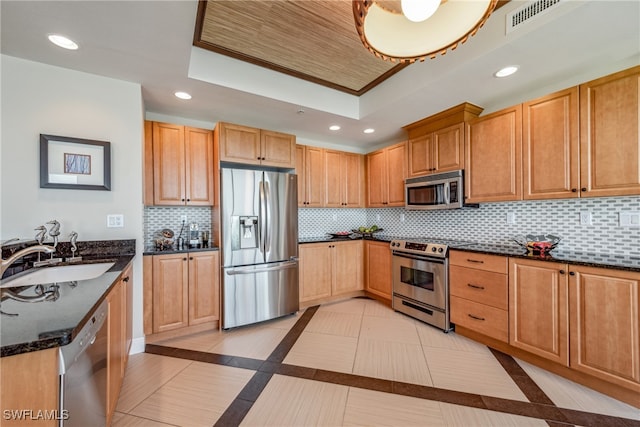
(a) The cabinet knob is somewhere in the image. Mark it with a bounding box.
[559,270,565,275]
[569,271,576,276]
[123,276,130,282]
[181,198,185,202]
[571,188,577,193]
[183,257,187,261]
[187,198,190,202]
[189,257,193,260]
[581,187,587,192]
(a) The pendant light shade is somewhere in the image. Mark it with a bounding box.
[353,0,498,63]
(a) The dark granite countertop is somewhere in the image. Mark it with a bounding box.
[143,245,219,256]
[299,234,398,244]
[451,243,640,273]
[1,242,135,357]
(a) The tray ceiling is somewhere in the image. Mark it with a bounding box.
[193,0,409,95]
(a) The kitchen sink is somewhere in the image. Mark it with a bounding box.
[0,262,115,289]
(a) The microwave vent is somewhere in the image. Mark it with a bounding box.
[506,0,564,33]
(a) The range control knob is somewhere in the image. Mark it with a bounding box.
[431,247,437,252]
[438,247,444,253]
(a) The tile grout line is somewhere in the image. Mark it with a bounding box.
[145,305,637,427]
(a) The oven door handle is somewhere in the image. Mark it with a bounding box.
[392,252,446,264]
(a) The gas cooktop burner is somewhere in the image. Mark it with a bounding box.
[389,238,476,258]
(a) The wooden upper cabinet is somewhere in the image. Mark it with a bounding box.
[325,150,364,208]
[523,87,579,200]
[260,129,297,168]
[217,122,296,168]
[151,121,214,206]
[580,65,640,197]
[466,105,523,203]
[366,141,407,207]
[404,102,483,177]
[297,145,325,207]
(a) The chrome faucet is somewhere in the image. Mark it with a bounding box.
[1,243,56,277]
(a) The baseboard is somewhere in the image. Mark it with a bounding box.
[129,336,146,355]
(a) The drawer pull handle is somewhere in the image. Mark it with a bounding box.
[468,314,485,321]
[467,259,484,264]
[467,284,485,290]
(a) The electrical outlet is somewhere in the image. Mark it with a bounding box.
[400,213,406,222]
[580,211,593,226]
[332,213,337,221]
[376,214,381,222]
[619,211,640,227]
[180,215,187,222]
[107,214,124,228]
[506,212,516,225]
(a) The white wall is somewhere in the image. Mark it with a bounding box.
[1,55,146,342]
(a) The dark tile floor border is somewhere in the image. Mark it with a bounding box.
[145,304,637,427]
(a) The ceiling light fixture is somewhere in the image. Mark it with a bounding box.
[353,0,498,63]
[401,0,440,22]
[329,125,341,131]
[494,65,519,78]
[47,34,78,50]
[174,91,192,100]
[363,128,375,134]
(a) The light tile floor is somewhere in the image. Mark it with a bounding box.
[113,298,640,426]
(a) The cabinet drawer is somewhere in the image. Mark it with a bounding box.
[451,296,508,342]
[450,251,508,274]
[450,266,508,310]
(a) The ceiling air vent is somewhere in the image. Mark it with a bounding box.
[506,0,564,33]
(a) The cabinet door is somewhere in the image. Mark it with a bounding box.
[343,153,364,207]
[466,105,522,203]
[569,266,640,388]
[107,279,124,421]
[143,120,154,205]
[433,123,464,172]
[523,87,579,200]
[152,254,189,333]
[304,146,325,207]
[324,150,343,207]
[188,251,220,325]
[509,259,569,365]
[408,134,432,177]
[386,142,407,206]
[185,127,214,205]
[296,145,306,207]
[218,122,261,165]
[366,149,387,207]
[153,122,186,205]
[261,129,296,168]
[299,243,332,302]
[365,241,392,300]
[333,241,364,295]
[580,66,640,197]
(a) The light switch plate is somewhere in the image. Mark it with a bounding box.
[107,214,124,228]
[619,211,640,227]
[506,212,516,225]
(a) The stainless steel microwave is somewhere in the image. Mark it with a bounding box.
[405,170,464,210]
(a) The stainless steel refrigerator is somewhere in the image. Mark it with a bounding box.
[220,167,299,329]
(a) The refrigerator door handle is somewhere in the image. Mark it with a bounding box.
[225,260,298,276]
[264,180,272,253]
[259,179,267,253]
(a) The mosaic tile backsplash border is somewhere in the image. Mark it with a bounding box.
[145,196,640,256]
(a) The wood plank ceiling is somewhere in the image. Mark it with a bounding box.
[193,0,408,95]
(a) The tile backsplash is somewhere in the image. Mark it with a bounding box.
[144,206,212,247]
[300,196,640,256]
[145,196,640,255]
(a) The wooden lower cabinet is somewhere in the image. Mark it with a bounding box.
[365,240,392,300]
[509,258,569,366]
[299,240,363,303]
[0,348,59,427]
[150,252,220,334]
[569,265,640,389]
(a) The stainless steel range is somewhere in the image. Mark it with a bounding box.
[390,238,473,332]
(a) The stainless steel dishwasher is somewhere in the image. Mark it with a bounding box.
[58,299,108,427]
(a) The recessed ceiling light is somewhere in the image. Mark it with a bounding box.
[494,66,519,78]
[329,125,341,131]
[48,34,78,50]
[363,128,375,134]
[174,91,192,100]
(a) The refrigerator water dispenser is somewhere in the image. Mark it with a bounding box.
[231,216,258,249]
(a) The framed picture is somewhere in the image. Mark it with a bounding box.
[40,134,111,190]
